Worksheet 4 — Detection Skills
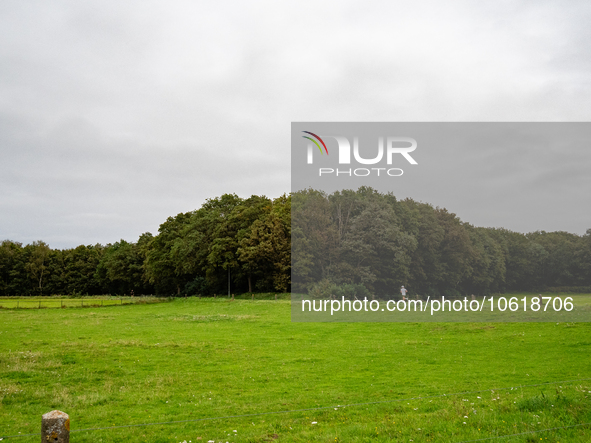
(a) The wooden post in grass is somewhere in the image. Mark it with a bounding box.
[41,410,69,443]
[252,294,254,301]
[275,294,277,301]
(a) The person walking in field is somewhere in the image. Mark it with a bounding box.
[400,286,408,301]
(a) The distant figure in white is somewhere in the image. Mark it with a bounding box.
[400,286,408,301]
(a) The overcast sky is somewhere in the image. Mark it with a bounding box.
[1,1,591,249]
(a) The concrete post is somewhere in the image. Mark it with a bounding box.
[41,410,69,443]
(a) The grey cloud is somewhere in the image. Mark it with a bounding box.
[0,115,287,247]
[1,1,591,247]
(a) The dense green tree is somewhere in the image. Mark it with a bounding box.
[145,211,194,294]
[529,231,585,288]
[461,226,505,295]
[291,189,338,293]
[205,194,271,292]
[293,188,588,298]
[493,229,547,291]
[145,193,290,295]
[0,240,24,296]
[1,190,589,297]
[238,195,291,292]
[96,240,151,295]
[24,241,51,295]
[403,200,445,296]
[46,245,104,295]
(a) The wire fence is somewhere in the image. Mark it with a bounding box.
[0,294,287,310]
[0,296,170,310]
[1,378,590,441]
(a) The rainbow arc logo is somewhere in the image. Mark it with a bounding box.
[302,131,328,155]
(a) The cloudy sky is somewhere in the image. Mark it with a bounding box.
[1,1,590,249]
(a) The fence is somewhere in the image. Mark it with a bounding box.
[0,296,169,310]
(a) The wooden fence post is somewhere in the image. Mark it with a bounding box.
[41,410,69,442]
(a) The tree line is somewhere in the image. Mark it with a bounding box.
[292,188,591,298]
[0,194,290,296]
[1,188,590,297]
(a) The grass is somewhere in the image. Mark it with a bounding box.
[0,294,590,442]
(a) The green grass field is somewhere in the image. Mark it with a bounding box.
[0,295,590,442]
